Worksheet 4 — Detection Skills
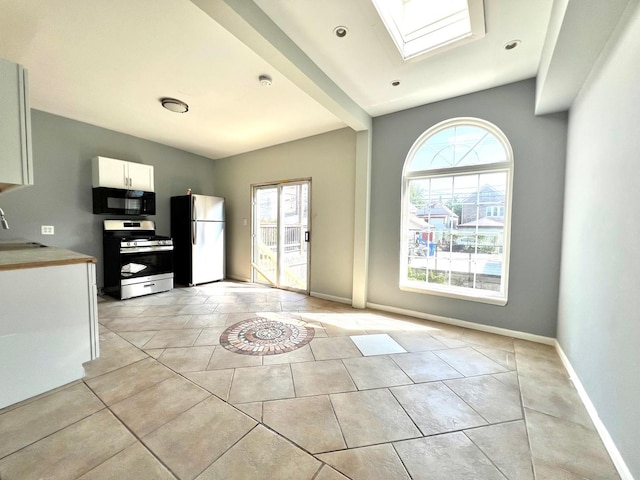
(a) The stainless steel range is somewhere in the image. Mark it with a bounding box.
[102,219,174,299]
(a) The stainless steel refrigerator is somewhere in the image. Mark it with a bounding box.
[170,194,225,286]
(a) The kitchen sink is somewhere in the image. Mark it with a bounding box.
[0,242,47,251]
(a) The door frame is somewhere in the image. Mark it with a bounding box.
[251,178,311,294]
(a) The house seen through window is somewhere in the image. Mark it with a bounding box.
[400,118,513,305]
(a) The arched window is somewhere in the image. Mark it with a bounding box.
[400,118,513,305]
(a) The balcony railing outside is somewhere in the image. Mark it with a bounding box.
[260,224,304,252]
[256,223,307,290]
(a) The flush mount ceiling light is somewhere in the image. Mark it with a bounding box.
[504,40,521,51]
[160,97,189,113]
[371,0,486,61]
[333,26,348,38]
[259,74,273,86]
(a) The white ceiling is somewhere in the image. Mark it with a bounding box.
[0,0,631,160]
[253,0,552,116]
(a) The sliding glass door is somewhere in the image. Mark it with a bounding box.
[252,180,310,293]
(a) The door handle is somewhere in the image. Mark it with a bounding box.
[305,231,310,242]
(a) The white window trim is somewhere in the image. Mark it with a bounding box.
[399,117,514,306]
[486,206,504,217]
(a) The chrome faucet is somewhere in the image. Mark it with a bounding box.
[0,207,9,229]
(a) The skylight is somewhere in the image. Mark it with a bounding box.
[371,0,485,61]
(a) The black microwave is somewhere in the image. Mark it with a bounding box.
[92,187,156,216]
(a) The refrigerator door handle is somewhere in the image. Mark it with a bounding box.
[191,196,197,245]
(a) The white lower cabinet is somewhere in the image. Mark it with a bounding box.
[0,262,99,409]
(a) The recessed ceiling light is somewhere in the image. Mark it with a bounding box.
[160,97,188,113]
[391,80,401,87]
[259,74,272,86]
[504,40,521,51]
[333,26,348,38]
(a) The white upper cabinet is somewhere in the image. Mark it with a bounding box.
[125,160,154,191]
[0,58,34,194]
[92,156,154,192]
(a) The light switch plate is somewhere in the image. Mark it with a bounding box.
[41,225,55,235]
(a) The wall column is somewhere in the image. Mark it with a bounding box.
[352,129,372,308]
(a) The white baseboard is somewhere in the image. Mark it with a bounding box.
[365,301,555,345]
[226,274,252,283]
[555,343,634,480]
[310,291,352,305]
[227,279,553,344]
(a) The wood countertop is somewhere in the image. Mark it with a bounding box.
[0,244,96,271]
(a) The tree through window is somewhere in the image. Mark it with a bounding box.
[400,118,513,305]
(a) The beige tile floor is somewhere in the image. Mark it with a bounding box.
[0,281,621,480]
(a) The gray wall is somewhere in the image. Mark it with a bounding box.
[558,3,640,476]
[0,110,216,287]
[369,79,567,337]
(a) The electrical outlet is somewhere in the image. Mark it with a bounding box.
[41,225,55,235]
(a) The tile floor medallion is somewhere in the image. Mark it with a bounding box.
[0,281,624,480]
[219,316,315,355]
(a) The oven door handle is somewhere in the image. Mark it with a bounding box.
[120,246,174,253]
